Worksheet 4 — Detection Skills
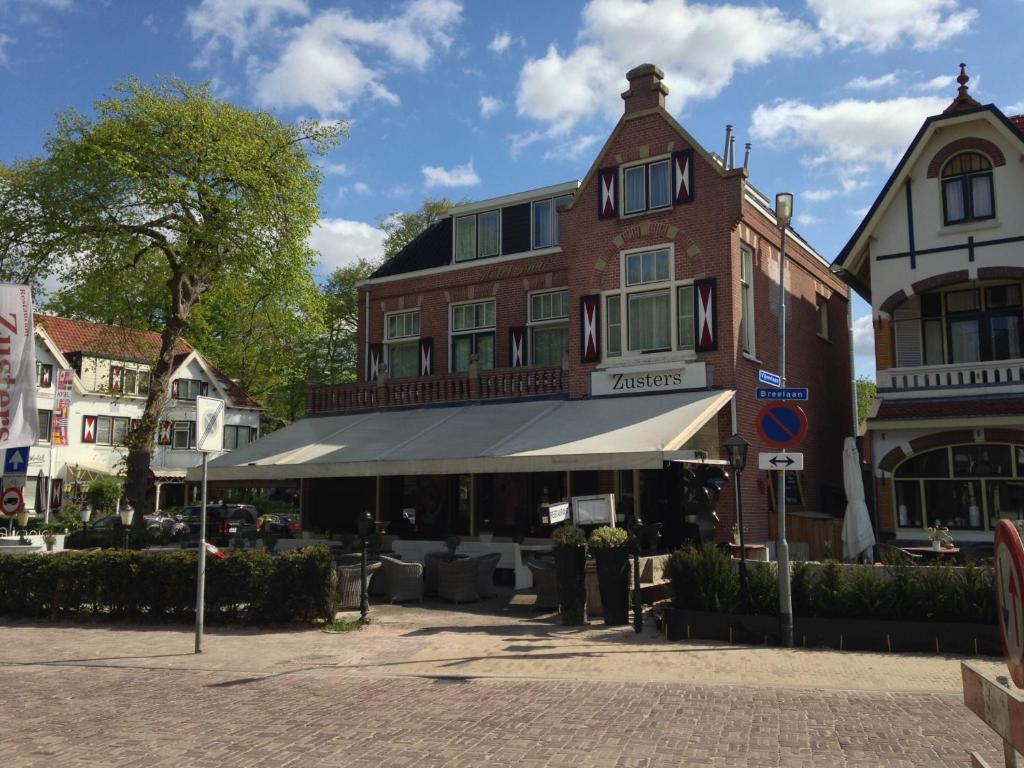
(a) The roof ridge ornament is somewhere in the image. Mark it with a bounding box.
[943,62,982,114]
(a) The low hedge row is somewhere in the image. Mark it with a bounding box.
[0,546,337,624]
[665,546,996,624]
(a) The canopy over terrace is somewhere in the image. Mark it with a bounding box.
[190,389,735,483]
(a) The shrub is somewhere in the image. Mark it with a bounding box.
[664,546,738,613]
[551,523,587,547]
[745,562,778,616]
[0,546,336,624]
[588,525,629,549]
[86,476,124,515]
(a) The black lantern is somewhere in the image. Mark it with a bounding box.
[724,433,751,609]
[724,433,750,472]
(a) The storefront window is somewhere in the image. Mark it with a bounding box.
[894,443,1024,532]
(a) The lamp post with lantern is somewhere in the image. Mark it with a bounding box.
[357,510,373,625]
[774,191,795,648]
[724,433,750,610]
[119,502,135,550]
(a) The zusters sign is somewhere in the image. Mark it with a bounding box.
[590,362,707,397]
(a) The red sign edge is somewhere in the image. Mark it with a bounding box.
[755,402,808,449]
[995,519,1024,688]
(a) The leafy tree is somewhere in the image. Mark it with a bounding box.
[0,77,344,516]
[855,376,877,425]
[86,476,124,516]
[306,260,375,385]
[379,198,457,261]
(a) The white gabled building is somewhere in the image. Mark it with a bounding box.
[27,314,262,514]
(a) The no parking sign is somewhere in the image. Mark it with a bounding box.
[995,520,1024,688]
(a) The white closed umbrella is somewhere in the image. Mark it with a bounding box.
[842,436,875,561]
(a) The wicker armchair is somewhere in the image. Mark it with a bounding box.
[474,552,502,597]
[378,555,424,603]
[437,557,480,603]
[527,558,558,610]
[336,561,381,609]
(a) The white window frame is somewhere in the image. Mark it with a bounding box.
[37,409,52,443]
[740,244,756,357]
[816,296,830,341]
[528,288,569,366]
[602,244,695,361]
[454,210,500,262]
[385,309,421,379]
[531,195,571,250]
[449,299,497,373]
[172,420,193,450]
[621,156,672,218]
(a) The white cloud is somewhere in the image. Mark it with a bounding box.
[852,313,875,358]
[192,0,462,115]
[508,130,544,158]
[807,0,977,53]
[850,205,871,218]
[322,162,349,175]
[845,72,898,91]
[479,95,503,118]
[186,0,309,63]
[421,161,480,188]
[143,14,157,32]
[1006,102,1024,115]
[803,188,837,202]
[352,181,370,194]
[751,95,947,189]
[914,74,953,92]
[308,218,385,271]
[795,213,820,227]
[516,0,819,135]
[543,133,601,161]
[0,33,12,66]
[488,31,511,53]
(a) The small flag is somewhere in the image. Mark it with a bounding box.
[204,542,226,560]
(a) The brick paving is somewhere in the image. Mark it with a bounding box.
[0,605,1008,767]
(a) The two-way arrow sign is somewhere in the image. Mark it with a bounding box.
[758,452,804,471]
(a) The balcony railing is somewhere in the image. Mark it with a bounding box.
[879,359,1024,394]
[307,365,568,414]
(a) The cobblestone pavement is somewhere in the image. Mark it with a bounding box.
[0,602,1007,767]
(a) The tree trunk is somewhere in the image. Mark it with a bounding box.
[125,273,197,523]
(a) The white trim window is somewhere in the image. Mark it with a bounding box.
[532,195,573,249]
[529,289,568,366]
[37,409,52,443]
[605,245,693,358]
[740,245,756,356]
[172,420,194,450]
[385,309,420,379]
[451,300,496,372]
[816,296,830,341]
[455,210,500,262]
[623,158,671,216]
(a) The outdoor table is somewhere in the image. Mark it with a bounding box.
[900,546,960,560]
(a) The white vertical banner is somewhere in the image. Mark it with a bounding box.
[195,395,224,453]
[0,285,38,449]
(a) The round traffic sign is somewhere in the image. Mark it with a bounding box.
[995,520,1024,687]
[756,403,808,449]
[1,487,24,516]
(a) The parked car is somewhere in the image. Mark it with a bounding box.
[179,503,260,545]
[258,513,300,537]
[144,512,190,541]
[65,515,120,549]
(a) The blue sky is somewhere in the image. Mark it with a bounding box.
[2,0,1022,379]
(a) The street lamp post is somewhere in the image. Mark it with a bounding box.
[775,191,795,648]
[724,433,750,611]
[357,510,373,625]
[80,503,92,531]
[628,514,644,634]
[119,502,135,550]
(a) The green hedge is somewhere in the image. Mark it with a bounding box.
[665,546,995,624]
[0,546,337,624]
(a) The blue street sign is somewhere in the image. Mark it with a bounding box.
[758,369,782,388]
[3,447,29,475]
[756,387,809,401]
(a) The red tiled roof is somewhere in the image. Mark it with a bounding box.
[36,314,259,410]
[1011,115,1024,133]
[873,397,1024,421]
[36,314,192,360]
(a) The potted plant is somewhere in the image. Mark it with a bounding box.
[552,523,588,625]
[43,531,56,552]
[926,525,953,550]
[588,525,630,625]
[445,534,461,556]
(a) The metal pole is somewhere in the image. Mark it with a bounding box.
[777,226,794,647]
[631,520,643,634]
[45,446,54,524]
[737,468,749,611]
[359,533,370,625]
[195,452,208,654]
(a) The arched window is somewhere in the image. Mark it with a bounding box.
[894,443,1024,532]
[941,152,994,224]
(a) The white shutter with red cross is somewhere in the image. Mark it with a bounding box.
[81,415,96,443]
[419,338,433,376]
[580,295,600,363]
[158,420,172,445]
[694,278,717,352]
[367,343,383,381]
[509,327,526,367]
[109,365,123,392]
[597,167,617,219]
[38,363,52,388]
[672,149,694,205]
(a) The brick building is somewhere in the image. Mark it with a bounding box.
[205,65,853,557]
[833,66,1024,546]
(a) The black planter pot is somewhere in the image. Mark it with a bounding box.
[554,544,587,625]
[593,546,630,626]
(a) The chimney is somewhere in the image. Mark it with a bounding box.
[621,64,668,114]
[743,142,752,171]
[722,125,733,168]
[728,134,736,170]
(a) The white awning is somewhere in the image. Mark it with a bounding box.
[191,389,734,482]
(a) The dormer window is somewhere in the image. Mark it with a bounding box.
[942,152,994,225]
[455,210,499,262]
[623,159,671,215]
